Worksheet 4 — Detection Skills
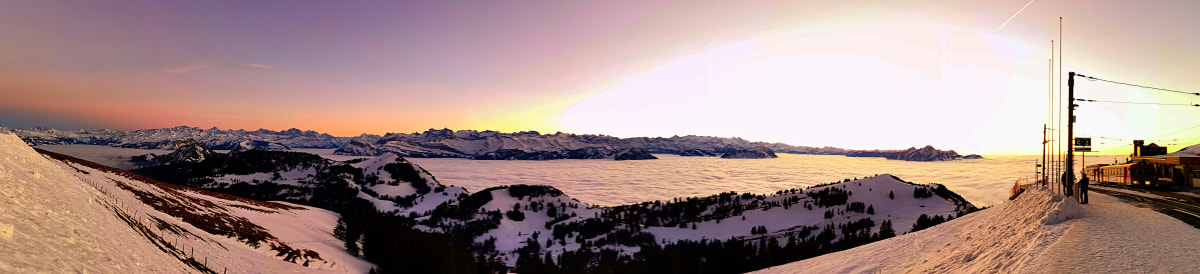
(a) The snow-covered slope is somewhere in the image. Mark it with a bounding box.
[0,134,373,273]
[0,134,190,273]
[131,145,468,220]
[757,186,1200,273]
[428,185,599,265]
[404,175,975,268]
[351,153,467,215]
[642,175,968,244]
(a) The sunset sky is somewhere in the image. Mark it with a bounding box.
[3,0,1200,155]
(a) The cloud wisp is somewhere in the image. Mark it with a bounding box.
[242,63,275,69]
[163,61,220,74]
[163,61,275,74]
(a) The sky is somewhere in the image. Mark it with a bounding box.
[2,0,1200,155]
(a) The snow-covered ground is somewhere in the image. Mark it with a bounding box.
[0,135,191,273]
[756,186,1200,273]
[470,187,600,264]
[0,134,374,273]
[351,153,467,215]
[643,175,962,243]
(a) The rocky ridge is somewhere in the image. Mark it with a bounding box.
[720,145,779,159]
[130,138,216,167]
[614,147,657,160]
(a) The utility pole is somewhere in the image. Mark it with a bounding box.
[1047,50,1053,189]
[1043,124,1048,186]
[1058,17,1064,194]
[1066,71,1076,196]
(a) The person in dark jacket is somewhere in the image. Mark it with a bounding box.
[1078,174,1090,204]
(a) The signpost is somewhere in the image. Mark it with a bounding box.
[1074,137,1091,147]
[1073,137,1096,192]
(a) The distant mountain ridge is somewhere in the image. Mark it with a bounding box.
[4,125,978,161]
[844,145,981,161]
[335,128,782,159]
[4,125,352,150]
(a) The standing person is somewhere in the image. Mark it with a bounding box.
[1078,174,1090,204]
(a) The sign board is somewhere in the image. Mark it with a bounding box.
[1074,137,1092,147]
[1074,147,1093,152]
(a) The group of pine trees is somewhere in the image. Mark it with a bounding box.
[509,217,901,274]
[335,198,508,273]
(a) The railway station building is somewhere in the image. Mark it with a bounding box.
[1130,141,1200,188]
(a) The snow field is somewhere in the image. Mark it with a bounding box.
[60,160,376,273]
[0,134,191,273]
[473,188,600,265]
[758,185,1200,273]
[350,153,468,215]
[645,175,960,244]
[1,134,375,273]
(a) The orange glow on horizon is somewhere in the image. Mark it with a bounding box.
[3,1,1200,156]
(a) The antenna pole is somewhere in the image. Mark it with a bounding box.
[1057,17,1065,194]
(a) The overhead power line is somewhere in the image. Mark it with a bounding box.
[1078,74,1200,96]
[1075,98,1200,107]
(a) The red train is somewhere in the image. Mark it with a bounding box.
[1082,162,1160,187]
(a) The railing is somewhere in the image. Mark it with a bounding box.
[1009,176,1039,200]
[77,174,236,274]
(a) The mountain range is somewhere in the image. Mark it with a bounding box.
[4,126,351,150]
[4,126,978,161]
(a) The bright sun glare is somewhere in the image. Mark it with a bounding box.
[563,28,1047,155]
